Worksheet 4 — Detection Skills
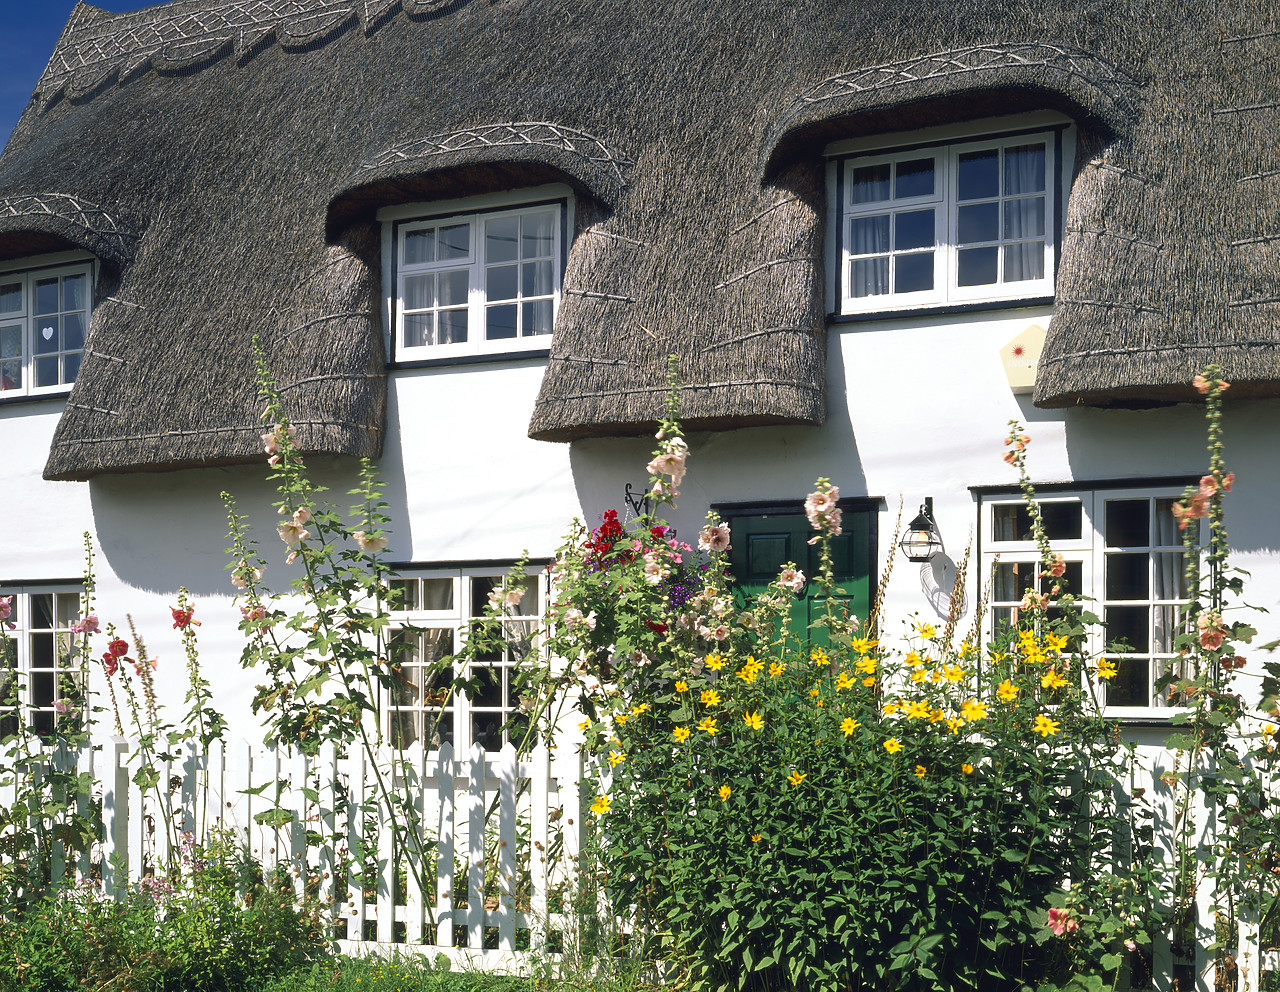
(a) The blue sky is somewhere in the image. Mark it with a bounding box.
[0,1,160,149]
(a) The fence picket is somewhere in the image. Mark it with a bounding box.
[436,741,456,950]
[466,743,486,950]
[529,743,549,953]
[404,741,426,945]
[496,743,517,951]
[346,747,367,943]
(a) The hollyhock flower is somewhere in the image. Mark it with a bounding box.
[712,624,730,641]
[1020,590,1048,612]
[278,520,310,547]
[1198,611,1227,651]
[1044,553,1066,578]
[286,551,299,564]
[71,613,100,635]
[0,595,12,629]
[354,530,388,554]
[778,567,805,593]
[642,553,668,585]
[1222,471,1235,492]
[1047,907,1078,936]
[1200,475,1218,497]
[101,653,119,676]
[292,507,311,526]
[1002,450,1019,465]
[647,438,688,485]
[1125,939,1137,952]
[170,605,200,629]
[231,566,263,590]
[504,587,525,607]
[108,639,129,658]
[131,656,157,675]
[53,699,72,715]
[804,490,836,527]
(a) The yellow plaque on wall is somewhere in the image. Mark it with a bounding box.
[1000,324,1046,395]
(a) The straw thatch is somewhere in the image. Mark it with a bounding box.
[0,0,1276,478]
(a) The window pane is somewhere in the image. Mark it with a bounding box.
[522,213,554,257]
[439,269,469,307]
[1005,143,1046,194]
[1,357,20,391]
[1106,499,1148,547]
[403,274,432,311]
[1153,605,1184,653]
[895,158,934,198]
[62,274,87,312]
[894,209,933,250]
[1041,503,1083,541]
[438,310,467,344]
[1152,553,1189,600]
[62,353,81,384]
[35,319,57,353]
[438,223,470,260]
[486,264,518,301]
[850,215,889,255]
[403,313,431,348]
[1106,552,1149,600]
[957,202,998,244]
[851,163,890,203]
[524,299,553,336]
[0,282,20,314]
[486,303,517,340]
[390,578,419,610]
[993,561,1036,601]
[63,313,85,351]
[957,246,997,286]
[35,356,59,387]
[1105,605,1148,653]
[34,278,58,315]
[894,253,933,293]
[523,259,554,297]
[404,228,435,264]
[850,257,889,297]
[991,501,1082,542]
[422,578,454,610]
[1155,498,1192,543]
[958,149,999,200]
[1040,560,1083,598]
[1106,657,1149,706]
[485,217,519,264]
[1,324,19,358]
[1004,197,1045,239]
[1003,242,1044,282]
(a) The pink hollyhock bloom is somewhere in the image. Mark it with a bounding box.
[1193,374,1209,394]
[1047,907,1078,936]
[1020,590,1048,612]
[778,567,805,593]
[101,653,119,677]
[643,555,667,585]
[805,490,836,526]
[286,551,300,564]
[504,586,524,607]
[712,624,730,641]
[1044,553,1066,578]
[646,438,689,485]
[1222,471,1235,492]
[0,595,12,629]
[71,613,100,635]
[354,530,388,554]
[230,566,263,590]
[1002,450,1018,465]
[1198,611,1227,651]
[1125,939,1137,952]
[292,507,311,526]
[261,431,279,454]
[170,605,200,629]
[278,520,310,547]
[1199,475,1218,496]
[53,700,72,715]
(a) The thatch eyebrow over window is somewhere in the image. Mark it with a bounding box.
[0,194,138,274]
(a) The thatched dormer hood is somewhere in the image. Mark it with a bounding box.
[2,0,1277,479]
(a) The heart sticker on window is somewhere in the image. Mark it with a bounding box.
[41,325,54,340]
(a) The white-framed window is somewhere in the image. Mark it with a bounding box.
[0,257,94,397]
[0,583,84,737]
[387,565,546,751]
[831,117,1067,314]
[980,487,1199,717]
[384,189,568,362]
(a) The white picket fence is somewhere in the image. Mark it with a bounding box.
[4,737,582,971]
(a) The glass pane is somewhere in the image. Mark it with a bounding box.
[992,606,1015,638]
[472,666,501,706]
[403,274,433,311]
[1004,197,1045,239]
[485,216,519,264]
[1153,605,1184,653]
[32,595,53,628]
[486,303,518,340]
[403,313,432,348]
[895,158,934,198]
[1106,552,1149,600]
[473,713,503,751]
[1106,499,1148,548]
[438,223,470,260]
[524,299,553,336]
[439,269,469,307]
[1041,503,1082,540]
[62,274,87,312]
[523,259,554,297]
[1,324,20,357]
[1105,605,1148,653]
[1003,242,1044,282]
[850,257,888,297]
[63,352,81,384]
[35,319,58,353]
[63,313,85,351]
[1005,143,1046,194]
[850,215,890,255]
[471,577,502,616]
[35,356,58,387]
[34,278,59,315]
[1,358,20,391]
[438,310,467,344]
[1042,560,1083,598]
[486,264,518,301]
[31,632,54,670]
[957,246,998,286]
[1152,553,1189,600]
[993,561,1036,601]
[894,209,933,250]
[851,163,890,203]
[1106,657,1150,707]
[991,501,1081,542]
[522,213,554,257]
[894,253,933,293]
[0,282,20,314]
[390,578,419,611]
[504,577,538,616]
[958,202,998,244]
[1156,498,1193,543]
[958,149,999,200]
[404,228,435,265]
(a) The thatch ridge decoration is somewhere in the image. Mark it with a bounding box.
[762,42,1140,176]
[0,193,139,270]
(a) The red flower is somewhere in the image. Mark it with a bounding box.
[645,620,669,636]
[171,605,200,629]
[108,639,129,657]
[101,653,119,677]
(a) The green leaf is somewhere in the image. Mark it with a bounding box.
[253,808,295,827]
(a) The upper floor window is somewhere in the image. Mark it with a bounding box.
[830,118,1067,315]
[0,260,93,397]
[385,190,568,362]
[980,487,1196,718]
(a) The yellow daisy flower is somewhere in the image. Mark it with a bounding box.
[861,676,876,686]
[916,622,938,639]
[1095,660,1117,681]
[743,711,763,731]
[750,833,762,843]
[841,717,859,736]
[705,654,726,671]
[787,770,807,785]
[589,795,611,816]
[996,680,1018,702]
[810,647,829,666]
[697,716,718,736]
[962,763,975,774]
[1041,670,1069,690]
[914,765,927,778]
[960,698,988,723]
[608,750,626,767]
[718,785,731,801]
[904,700,930,720]
[701,688,721,706]
[675,680,689,693]
[1032,714,1061,737]
[883,738,903,754]
[672,726,691,743]
[768,661,785,677]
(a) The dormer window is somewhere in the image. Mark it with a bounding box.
[383,188,569,362]
[0,259,93,396]
[830,118,1068,315]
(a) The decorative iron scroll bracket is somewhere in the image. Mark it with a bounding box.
[624,483,651,519]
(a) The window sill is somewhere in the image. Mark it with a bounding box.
[389,348,551,371]
[0,389,71,408]
[829,295,1054,325]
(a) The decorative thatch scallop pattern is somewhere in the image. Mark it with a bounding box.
[1,0,1278,476]
[0,193,139,271]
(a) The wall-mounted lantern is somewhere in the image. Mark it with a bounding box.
[899,498,944,562]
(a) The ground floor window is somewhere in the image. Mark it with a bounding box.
[714,499,878,643]
[387,564,546,751]
[978,485,1197,716]
[0,583,84,737]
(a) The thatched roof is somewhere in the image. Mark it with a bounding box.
[0,0,1276,478]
